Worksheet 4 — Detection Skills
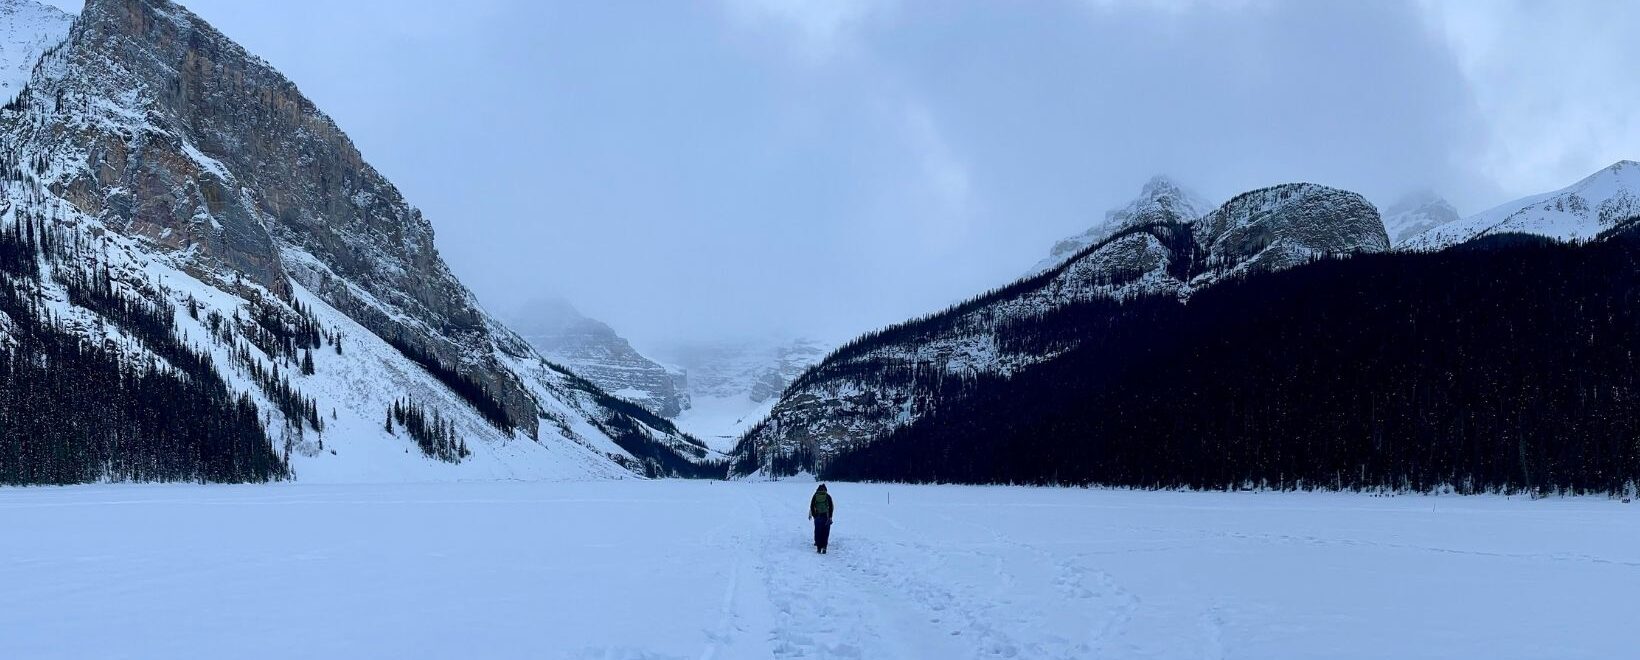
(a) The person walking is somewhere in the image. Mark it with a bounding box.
[809,484,834,554]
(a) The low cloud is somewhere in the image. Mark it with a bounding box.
[45,0,1640,349]
[1418,0,1640,198]
[717,0,891,64]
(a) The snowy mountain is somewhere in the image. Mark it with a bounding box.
[654,337,825,450]
[1380,190,1460,245]
[0,0,68,99]
[509,298,689,419]
[734,182,1388,476]
[1028,175,1212,275]
[822,222,1640,492]
[1403,161,1640,249]
[0,0,717,483]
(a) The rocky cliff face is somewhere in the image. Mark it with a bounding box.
[0,0,715,481]
[1195,183,1389,278]
[33,0,543,423]
[511,299,689,419]
[735,182,1387,476]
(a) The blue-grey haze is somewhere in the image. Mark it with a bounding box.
[42,0,1640,349]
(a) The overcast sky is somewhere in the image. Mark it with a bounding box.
[46,0,1640,349]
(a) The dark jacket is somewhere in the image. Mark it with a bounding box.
[809,490,834,519]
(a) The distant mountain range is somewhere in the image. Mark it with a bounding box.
[2,0,1636,494]
[508,298,825,451]
[653,337,826,450]
[509,299,690,419]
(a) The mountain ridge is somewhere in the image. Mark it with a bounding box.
[0,0,717,482]
[1028,175,1212,275]
[510,298,690,419]
[734,180,1387,476]
[822,221,1640,494]
[1404,160,1640,249]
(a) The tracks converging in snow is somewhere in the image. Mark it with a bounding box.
[2,481,1637,659]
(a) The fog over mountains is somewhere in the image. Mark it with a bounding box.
[1,0,1637,494]
[51,0,1634,355]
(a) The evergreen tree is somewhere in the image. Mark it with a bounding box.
[819,228,1640,496]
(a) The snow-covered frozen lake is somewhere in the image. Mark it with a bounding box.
[2,480,1635,659]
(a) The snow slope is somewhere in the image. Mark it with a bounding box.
[671,393,781,453]
[1403,160,1640,249]
[0,0,68,100]
[1,481,1634,659]
[0,0,716,481]
[656,337,826,449]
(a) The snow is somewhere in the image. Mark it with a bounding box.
[0,0,70,101]
[672,393,780,451]
[1379,191,1460,245]
[1403,160,1640,249]
[178,138,235,183]
[1029,175,1213,275]
[0,0,721,483]
[2,481,1634,659]
[0,181,656,482]
[609,386,653,400]
[656,336,826,445]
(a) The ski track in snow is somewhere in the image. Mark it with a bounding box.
[2,481,1638,659]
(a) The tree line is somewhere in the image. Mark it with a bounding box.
[822,227,1640,496]
[0,213,287,484]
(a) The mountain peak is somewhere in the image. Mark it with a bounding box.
[0,0,718,479]
[1576,159,1640,189]
[79,0,198,41]
[1196,182,1387,275]
[509,299,690,419]
[1384,189,1445,210]
[1136,174,1203,208]
[1382,190,1460,245]
[1029,175,1212,275]
[1140,174,1182,194]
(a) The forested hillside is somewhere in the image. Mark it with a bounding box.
[823,225,1640,495]
[0,215,286,484]
[735,183,1389,475]
[0,0,721,484]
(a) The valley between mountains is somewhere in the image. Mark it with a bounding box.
[0,0,1637,497]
